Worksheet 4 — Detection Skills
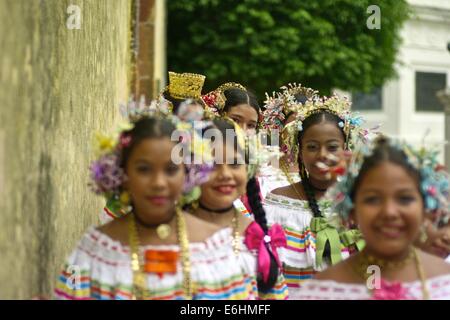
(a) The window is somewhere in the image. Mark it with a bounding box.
[415,72,447,112]
[352,87,382,111]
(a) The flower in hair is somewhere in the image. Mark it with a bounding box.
[325,136,450,227]
[89,153,125,195]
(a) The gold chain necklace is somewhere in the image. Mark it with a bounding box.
[354,247,429,300]
[231,208,240,255]
[281,159,303,200]
[129,207,193,300]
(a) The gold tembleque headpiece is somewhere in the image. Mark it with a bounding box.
[168,71,206,99]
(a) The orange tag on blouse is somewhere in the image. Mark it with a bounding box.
[144,250,178,274]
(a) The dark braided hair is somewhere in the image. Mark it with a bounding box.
[246,177,280,291]
[211,118,279,291]
[297,111,347,217]
[297,111,347,259]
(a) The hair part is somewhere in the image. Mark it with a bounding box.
[120,117,177,169]
[223,88,260,119]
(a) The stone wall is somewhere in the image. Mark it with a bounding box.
[0,0,131,298]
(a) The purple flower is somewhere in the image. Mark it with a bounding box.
[89,153,125,194]
[183,163,214,193]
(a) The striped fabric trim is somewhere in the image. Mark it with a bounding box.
[55,266,260,300]
[234,199,251,218]
[282,266,316,288]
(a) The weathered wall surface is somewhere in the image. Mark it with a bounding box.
[0,0,131,298]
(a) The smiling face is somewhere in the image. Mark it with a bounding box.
[124,137,185,225]
[299,120,345,182]
[199,142,247,210]
[352,161,424,258]
[226,104,259,135]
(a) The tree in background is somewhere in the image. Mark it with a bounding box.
[167,0,409,99]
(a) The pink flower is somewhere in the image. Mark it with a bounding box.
[372,279,411,300]
[427,186,437,197]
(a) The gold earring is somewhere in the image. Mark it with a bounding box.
[119,191,132,215]
[419,225,428,244]
[300,162,307,177]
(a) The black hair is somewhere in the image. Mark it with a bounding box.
[210,118,279,291]
[350,136,423,203]
[297,111,346,260]
[120,117,177,169]
[285,93,308,121]
[222,88,260,122]
[298,111,347,218]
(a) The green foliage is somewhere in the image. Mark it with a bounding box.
[167,0,410,98]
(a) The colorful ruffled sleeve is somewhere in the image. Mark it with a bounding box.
[54,233,94,300]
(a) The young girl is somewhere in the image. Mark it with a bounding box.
[202,83,262,214]
[101,72,207,223]
[55,115,267,300]
[187,118,288,299]
[263,94,374,296]
[202,82,260,134]
[295,136,450,299]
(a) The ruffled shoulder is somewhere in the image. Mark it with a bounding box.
[55,226,260,300]
[291,274,450,300]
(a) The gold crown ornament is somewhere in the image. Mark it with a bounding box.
[168,72,206,100]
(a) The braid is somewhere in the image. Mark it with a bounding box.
[246,177,279,292]
[299,166,322,218]
[299,164,331,259]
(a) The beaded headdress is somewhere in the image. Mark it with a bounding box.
[280,94,379,165]
[167,71,206,100]
[202,82,247,116]
[262,83,319,131]
[326,135,450,226]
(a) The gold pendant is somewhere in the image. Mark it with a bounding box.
[156,224,171,240]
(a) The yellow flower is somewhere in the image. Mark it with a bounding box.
[117,120,134,132]
[94,132,117,155]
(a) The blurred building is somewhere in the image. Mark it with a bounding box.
[346,0,450,161]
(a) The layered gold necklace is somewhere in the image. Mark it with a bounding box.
[128,207,193,300]
[231,209,240,255]
[354,247,429,300]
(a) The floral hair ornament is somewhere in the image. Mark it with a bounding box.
[89,99,215,215]
[262,83,319,132]
[119,95,173,120]
[201,82,247,116]
[326,135,450,227]
[281,94,380,165]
